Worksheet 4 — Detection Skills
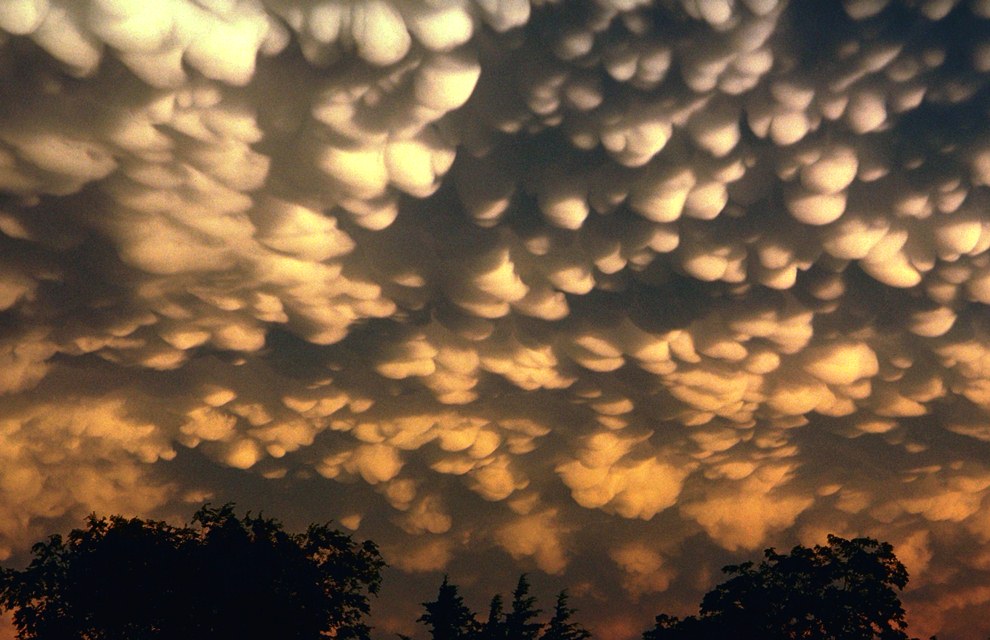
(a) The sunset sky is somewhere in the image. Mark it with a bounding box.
[1,0,990,637]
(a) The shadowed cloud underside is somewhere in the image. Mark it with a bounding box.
[1,0,990,638]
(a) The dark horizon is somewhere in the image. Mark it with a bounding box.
[0,506,922,640]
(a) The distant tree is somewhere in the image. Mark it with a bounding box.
[418,576,479,640]
[643,614,682,640]
[644,535,917,640]
[506,574,543,640]
[642,613,707,640]
[479,594,507,640]
[540,590,591,640]
[0,503,385,640]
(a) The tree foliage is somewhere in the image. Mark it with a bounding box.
[0,504,385,640]
[479,594,507,640]
[3,514,919,640]
[416,575,592,640]
[418,576,479,640]
[541,591,591,640]
[506,574,543,640]
[643,535,914,640]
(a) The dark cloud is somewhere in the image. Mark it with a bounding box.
[2,1,990,638]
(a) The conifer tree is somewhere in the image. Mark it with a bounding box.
[418,576,479,640]
[541,591,591,640]
[480,593,507,640]
[506,574,543,640]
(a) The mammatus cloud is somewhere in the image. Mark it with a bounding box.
[2,0,990,638]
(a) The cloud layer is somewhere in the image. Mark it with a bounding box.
[2,1,990,637]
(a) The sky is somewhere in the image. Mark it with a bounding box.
[1,0,990,637]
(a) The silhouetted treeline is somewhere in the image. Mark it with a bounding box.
[409,574,589,640]
[0,504,384,640]
[410,535,920,640]
[0,505,930,640]
[641,535,920,640]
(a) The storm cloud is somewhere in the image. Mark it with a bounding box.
[1,0,990,637]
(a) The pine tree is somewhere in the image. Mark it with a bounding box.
[506,574,543,640]
[480,594,507,640]
[541,591,591,640]
[418,576,479,640]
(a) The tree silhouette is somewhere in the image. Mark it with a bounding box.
[479,594,507,640]
[506,574,543,640]
[0,504,384,640]
[643,535,915,640]
[540,590,590,640]
[418,575,479,640]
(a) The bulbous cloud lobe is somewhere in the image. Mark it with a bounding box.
[2,1,990,638]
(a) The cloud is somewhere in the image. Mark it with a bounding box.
[610,542,677,598]
[681,467,814,551]
[556,432,692,519]
[493,509,570,575]
[2,1,990,638]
